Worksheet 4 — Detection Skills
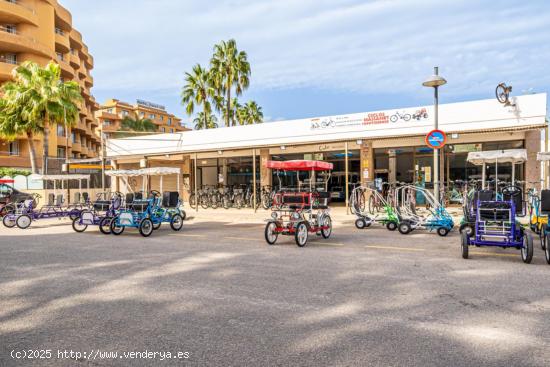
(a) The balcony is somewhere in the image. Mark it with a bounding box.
[56,55,74,79]
[71,142,82,153]
[0,154,30,168]
[54,29,70,53]
[77,66,86,78]
[54,3,72,30]
[0,26,53,59]
[0,0,38,26]
[69,51,79,68]
[84,73,92,87]
[0,59,16,81]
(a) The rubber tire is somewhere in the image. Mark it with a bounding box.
[295,222,308,247]
[180,210,187,221]
[437,227,450,237]
[540,227,546,250]
[110,217,125,235]
[459,223,474,238]
[3,215,16,228]
[398,221,411,235]
[386,221,397,231]
[321,216,332,239]
[16,214,32,229]
[72,217,87,232]
[152,221,161,230]
[545,232,550,265]
[99,217,112,234]
[139,218,154,237]
[264,221,278,245]
[521,234,533,264]
[69,211,80,221]
[355,218,366,229]
[170,214,183,231]
[461,231,469,259]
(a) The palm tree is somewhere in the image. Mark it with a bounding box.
[237,101,263,125]
[7,61,82,173]
[210,39,251,127]
[0,97,41,173]
[181,64,215,131]
[120,114,157,133]
[193,111,218,130]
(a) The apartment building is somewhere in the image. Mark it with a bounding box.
[0,0,101,170]
[96,99,189,138]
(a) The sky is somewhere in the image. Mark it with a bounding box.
[61,0,550,127]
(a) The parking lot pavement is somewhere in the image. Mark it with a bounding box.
[1,215,549,366]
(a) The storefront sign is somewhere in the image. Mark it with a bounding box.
[425,130,447,149]
[310,108,429,130]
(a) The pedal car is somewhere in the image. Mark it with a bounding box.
[109,191,158,237]
[264,160,333,247]
[350,186,400,231]
[149,191,185,231]
[72,192,123,234]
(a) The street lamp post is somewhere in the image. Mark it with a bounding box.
[422,66,447,204]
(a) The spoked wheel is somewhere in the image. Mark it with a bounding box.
[398,221,412,235]
[223,196,232,209]
[3,215,16,228]
[321,215,332,239]
[139,218,154,237]
[459,223,474,238]
[99,217,112,234]
[110,217,125,235]
[461,231,469,259]
[264,221,279,245]
[16,214,32,229]
[200,197,209,210]
[521,234,533,264]
[0,204,14,218]
[69,211,80,221]
[368,195,375,215]
[386,221,397,231]
[72,217,88,232]
[170,214,183,231]
[437,227,450,237]
[545,232,550,265]
[188,194,197,209]
[540,227,546,250]
[295,222,309,247]
[355,218,366,229]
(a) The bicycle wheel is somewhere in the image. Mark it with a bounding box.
[368,195,375,215]
[189,194,196,209]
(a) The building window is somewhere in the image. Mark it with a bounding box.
[160,127,165,132]
[122,110,129,117]
[149,113,155,119]
[159,115,164,121]
[167,118,172,126]
[107,108,113,114]
[57,125,65,137]
[56,52,64,61]
[55,27,64,35]
[57,147,66,158]
[4,24,17,34]
[103,119,112,126]
[71,131,76,143]
[8,141,19,156]
[0,53,17,65]
[140,111,145,117]
[170,128,174,133]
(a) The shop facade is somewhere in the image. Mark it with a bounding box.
[106,94,548,203]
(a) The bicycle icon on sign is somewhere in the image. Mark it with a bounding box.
[389,111,411,123]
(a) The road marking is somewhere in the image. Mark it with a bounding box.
[224,236,258,241]
[365,245,426,252]
[469,251,519,258]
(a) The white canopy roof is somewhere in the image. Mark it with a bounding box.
[467,149,527,165]
[30,174,90,181]
[106,167,181,177]
[537,152,550,161]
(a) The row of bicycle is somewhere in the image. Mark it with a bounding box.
[2,191,186,237]
[188,185,277,210]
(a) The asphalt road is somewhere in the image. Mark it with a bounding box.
[1,216,549,366]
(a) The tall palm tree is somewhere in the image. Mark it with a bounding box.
[0,97,41,173]
[120,114,157,133]
[210,39,251,127]
[8,61,81,173]
[237,101,263,125]
[181,64,215,131]
[193,111,218,130]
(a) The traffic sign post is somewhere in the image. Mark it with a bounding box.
[425,129,447,150]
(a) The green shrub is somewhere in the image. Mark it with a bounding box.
[0,167,32,177]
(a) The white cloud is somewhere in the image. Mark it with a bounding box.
[63,0,550,101]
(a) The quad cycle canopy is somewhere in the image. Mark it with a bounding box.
[263,160,334,247]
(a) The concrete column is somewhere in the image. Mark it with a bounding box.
[388,150,397,184]
[360,141,375,186]
[525,129,542,190]
[260,149,271,187]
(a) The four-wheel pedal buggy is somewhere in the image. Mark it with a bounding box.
[71,192,123,234]
[264,160,333,247]
[149,191,185,231]
[350,186,400,231]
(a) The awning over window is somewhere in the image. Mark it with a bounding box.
[467,149,527,165]
[105,167,181,177]
[265,160,334,171]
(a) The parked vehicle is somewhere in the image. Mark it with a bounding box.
[0,182,34,218]
[72,192,123,234]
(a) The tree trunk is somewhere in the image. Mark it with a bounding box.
[26,131,38,174]
[226,74,231,127]
[203,102,209,129]
[42,113,49,174]
[65,125,69,161]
